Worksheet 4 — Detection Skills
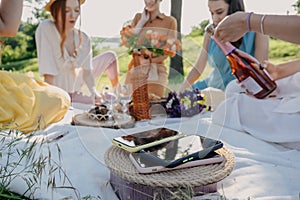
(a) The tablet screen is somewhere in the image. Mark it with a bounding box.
[113,128,181,148]
[131,135,222,167]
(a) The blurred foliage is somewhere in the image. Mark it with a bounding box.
[0,0,49,64]
[187,19,209,37]
[2,31,34,63]
[292,0,300,13]
[0,58,38,73]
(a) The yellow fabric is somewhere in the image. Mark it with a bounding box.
[0,70,70,133]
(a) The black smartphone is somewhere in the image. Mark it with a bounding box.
[130,150,223,173]
[131,135,223,168]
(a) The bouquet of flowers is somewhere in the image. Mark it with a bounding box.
[120,25,182,57]
[165,89,212,118]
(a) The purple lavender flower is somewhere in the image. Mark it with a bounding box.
[164,89,210,118]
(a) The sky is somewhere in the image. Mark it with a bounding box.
[23,0,297,37]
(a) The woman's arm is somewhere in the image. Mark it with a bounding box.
[215,12,300,45]
[251,14,300,45]
[179,33,210,92]
[132,12,149,35]
[254,32,269,63]
[264,59,300,80]
[0,0,23,36]
[44,74,54,84]
[82,69,102,100]
[151,54,168,63]
[82,69,96,92]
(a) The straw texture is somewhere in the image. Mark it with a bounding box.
[104,146,235,187]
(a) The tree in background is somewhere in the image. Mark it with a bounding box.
[293,0,300,13]
[188,20,209,37]
[169,0,183,84]
[0,0,49,65]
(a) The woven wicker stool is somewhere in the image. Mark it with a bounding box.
[104,146,234,200]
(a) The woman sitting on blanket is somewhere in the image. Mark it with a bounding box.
[36,0,120,104]
[0,0,70,133]
[179,0,269,92]
[212,12,300,146]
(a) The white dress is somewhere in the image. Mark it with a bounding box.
[213,72,300,145]
[35,19,92,93]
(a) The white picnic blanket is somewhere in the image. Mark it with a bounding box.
[1,102,300,200]
[213,72,300,145]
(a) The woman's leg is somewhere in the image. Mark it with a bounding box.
[92,51,119,87]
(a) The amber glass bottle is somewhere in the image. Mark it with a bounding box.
[206,24,277,99]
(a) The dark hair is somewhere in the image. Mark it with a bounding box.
[225,0,245,15]
[224,0,245,47]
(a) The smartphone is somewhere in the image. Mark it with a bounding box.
[130,135,223,168]
[112,127,185,152]
[129,151,224,174]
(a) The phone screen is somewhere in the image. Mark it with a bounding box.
[113,128,181,148]
[131,135,222,168]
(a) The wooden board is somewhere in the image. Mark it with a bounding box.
[72,113,135,129]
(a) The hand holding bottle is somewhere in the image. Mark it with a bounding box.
[214,12,248,43]
[262,61,279,80]
[263,59,300,81]
[206,24,277,99]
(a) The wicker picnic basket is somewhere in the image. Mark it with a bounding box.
[130,50,151,120]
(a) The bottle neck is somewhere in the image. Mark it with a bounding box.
[211,36,236,56]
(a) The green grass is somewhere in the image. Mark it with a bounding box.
[269,38,300,63]
[1,58,38,73]
[0,186,30,200]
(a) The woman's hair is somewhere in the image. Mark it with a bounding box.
[225,0,245,15]
[224,0,245,47]
[50,0,82,57]
[209,0,245,47]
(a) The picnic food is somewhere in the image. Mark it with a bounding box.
[87,105,109,121]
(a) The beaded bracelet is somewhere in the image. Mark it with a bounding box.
[260,15,266,35]
[247,12,253,32]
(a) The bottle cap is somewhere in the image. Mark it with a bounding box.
[205,24,215,36]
